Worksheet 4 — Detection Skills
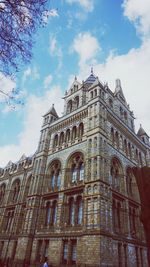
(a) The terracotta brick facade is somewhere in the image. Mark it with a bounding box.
[0,72,149,266]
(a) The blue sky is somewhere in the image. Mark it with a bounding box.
[0,0,150,166]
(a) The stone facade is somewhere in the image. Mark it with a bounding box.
[0,71,149,267]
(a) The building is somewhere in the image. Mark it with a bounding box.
[0,70,149,267]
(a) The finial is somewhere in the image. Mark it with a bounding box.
[74,75,77,81]
[115,79,121,88]
[91,67,93,74]
[140,123,142,128]
[52,103,54,107]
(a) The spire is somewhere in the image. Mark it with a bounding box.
[44,103,59,118]
[74,75,77,81]
[137,124,148,137]
[114,79,126,102]
[85,68,96,85]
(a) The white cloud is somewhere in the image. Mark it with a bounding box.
[42,9,59,23]
[49,35,63,69]
[0,86,64,167]
[22,66,40,84]
[44,74,53,89]
[0,74,16,102]
[66,0,94,12]
[71,32,101,66]
[123,0,150,38]
[72,31,150,135]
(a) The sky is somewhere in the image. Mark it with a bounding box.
[0,0,150,167]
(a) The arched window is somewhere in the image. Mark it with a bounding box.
[78,123,84,139]
[94,89,97,97]
[59,132,64,146]
[112,198,122,232]
[76,196,83,225]
[12,180,20,203]
[74,96,79,109]
[45,202,51,226]
[48,161,61,191]
[90,91,93,99]
[0,184,6,204]
[53,135,58,148]
[65,129,70,142]
[72,126,77,141]
[110,158,123,191]
[67,153,84,184]
[68,198,74,225]
[67,100,72,114]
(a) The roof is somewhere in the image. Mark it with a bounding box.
[84,68,97,85]
[44,104,59,118]
[137,125,148,137]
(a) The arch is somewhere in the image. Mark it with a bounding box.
[66,152,85,184]
[110,157,123,191]
[126,167,140,202]
[47,160,61,190]
[78,123,84,139]
[65,129,71,142]
[71,126,77,141]
[53,134,58,148]
[67,100,73,114]
[11,179,20,203]
[74,96,79,109]
[59,132,64,146]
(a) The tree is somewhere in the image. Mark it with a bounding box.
[0,0,56,108]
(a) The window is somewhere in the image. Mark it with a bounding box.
[112,197,123,233]
[63,241,68,263]
[126,168,133,197]
[48,160,61,191]
[59,132,64,146]
[110,158,123,191]
[74,96,79,109]
[72,126,77,141]
[11,180,20,203]
[65,129,70,142]
[5,210,14,232]
[79,163,84,180]
[72,166,77,182]
[53,134,58,148]
[52,201,57,225]
[67,100,72,113]
[76,197,83,225]
[71,240,77,264]
[69,198,75,225]
[78,123,84,139]
[45,202,51,226]
[68,153,84,184]
[129,204,137,236]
